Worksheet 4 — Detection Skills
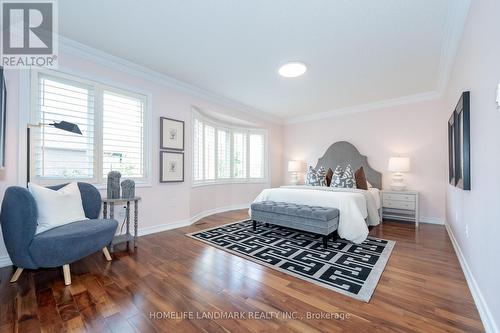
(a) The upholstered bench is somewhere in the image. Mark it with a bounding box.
[250,201,340,248]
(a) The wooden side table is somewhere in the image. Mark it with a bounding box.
[102,197,141,252]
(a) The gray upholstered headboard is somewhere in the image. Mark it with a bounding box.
[314,141,382,189]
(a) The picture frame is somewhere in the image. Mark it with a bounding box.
[0,67,6,170]
[454,91,470,190]
[160,151,184,182]
[160,117,184,151]
[448,111,456,186]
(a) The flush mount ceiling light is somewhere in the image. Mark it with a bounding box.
[278,62,307,78]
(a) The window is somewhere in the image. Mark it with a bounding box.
[31,70,150,185]
[102,90,145,178]
[193,111,267,185]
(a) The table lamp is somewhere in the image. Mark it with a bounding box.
[288,160,302,185]
[388,157,410,190]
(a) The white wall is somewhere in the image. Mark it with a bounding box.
[283,98,447,222]
[0,49,283,264]
[444,0,500,331]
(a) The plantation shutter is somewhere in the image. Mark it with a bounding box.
[217,128,230,178]
[34,74,95,180]
[233,132,247,178]
[193,118,204,181]
[102,90,145,178]
[204,124,216,180]
[249,133,264,178]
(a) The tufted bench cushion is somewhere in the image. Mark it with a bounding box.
[251,201,339,221]
[250,201,340,248]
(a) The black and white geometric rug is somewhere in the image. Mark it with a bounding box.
[186,220,395,302]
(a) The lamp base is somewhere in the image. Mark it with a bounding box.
[289,172,300,185]
[390,172,407,191]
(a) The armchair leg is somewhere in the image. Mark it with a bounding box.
[62,264,71,285]
[10,268,23,283]
[102,247,112,261]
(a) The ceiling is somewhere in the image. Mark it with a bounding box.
[58,0,466,121]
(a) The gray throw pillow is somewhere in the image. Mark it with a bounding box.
[330,164,357,188]
[330,165,343,187]
[305,166,327,186]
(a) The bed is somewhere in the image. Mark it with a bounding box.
[251,141,382,244]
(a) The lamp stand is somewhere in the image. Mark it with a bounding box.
[390,172,406,191]
[289,172,299,185]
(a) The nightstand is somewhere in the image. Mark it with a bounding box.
[381,190,419,227]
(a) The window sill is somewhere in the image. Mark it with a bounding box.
[31,179,153,190]
[94,181,152,191]
[192,179,269,188]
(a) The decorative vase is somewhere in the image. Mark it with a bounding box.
[107,171,121,199]
[121,179,135,199]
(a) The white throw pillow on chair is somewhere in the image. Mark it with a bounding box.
[28,182,88,234]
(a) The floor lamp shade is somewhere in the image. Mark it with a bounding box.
[51,121,82,134]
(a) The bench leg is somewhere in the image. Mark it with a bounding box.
[265,223,269,227]
[332,230,338,242]
[252,220,257,231]
[322,235,328,249]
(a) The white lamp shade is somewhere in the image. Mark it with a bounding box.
[388,157,410,172]
[288,160,301,172]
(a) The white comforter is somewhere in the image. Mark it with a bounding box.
[250,186,381,244]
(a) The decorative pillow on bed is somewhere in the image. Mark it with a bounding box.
[355,166,368,190]
[305,166,327,186]
[325,168,333,187]
[330,164,357,188]
[330,165,343,187]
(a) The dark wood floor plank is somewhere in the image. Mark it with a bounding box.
[0,211,484,333]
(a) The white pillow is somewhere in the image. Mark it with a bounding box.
[29,182,87,234]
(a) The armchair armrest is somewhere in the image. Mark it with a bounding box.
[0,186,38,268]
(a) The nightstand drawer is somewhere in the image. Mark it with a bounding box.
[383,200,416,210]
[382,193,415,202]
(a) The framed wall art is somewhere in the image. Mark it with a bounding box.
[160,117,184,151]
[0,67,6,170]
[454,91,470,190]
[448,111,456,186]
[160,151,184,183]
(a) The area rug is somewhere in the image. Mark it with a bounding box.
[186,220,395,302]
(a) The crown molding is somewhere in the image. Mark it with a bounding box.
[58,36,283,125]
[435,0,471,93]
[57,0,471,129]
[285,90,441,124]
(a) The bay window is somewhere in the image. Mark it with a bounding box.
[193,112,268,185]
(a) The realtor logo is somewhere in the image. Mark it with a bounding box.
[1,0,58,67]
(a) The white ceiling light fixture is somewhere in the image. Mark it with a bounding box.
[279,62,307,78]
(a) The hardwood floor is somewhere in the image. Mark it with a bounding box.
[0,210,484,333]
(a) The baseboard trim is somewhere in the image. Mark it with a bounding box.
[0,204,250,268]
[419,217,445,225]
[445,222,498,333]
[138,204,250,237]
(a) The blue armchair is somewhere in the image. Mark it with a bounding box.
[0,182,118,285]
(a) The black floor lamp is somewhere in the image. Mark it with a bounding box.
[27,121,82,185]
